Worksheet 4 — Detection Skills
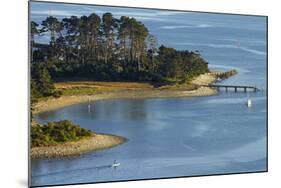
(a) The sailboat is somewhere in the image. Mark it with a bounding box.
[246,92,252,108]
[246,98,252,108]
[87,97,91,113]
[88,103,91,113]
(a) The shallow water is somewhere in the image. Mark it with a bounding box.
[31,2,267,187]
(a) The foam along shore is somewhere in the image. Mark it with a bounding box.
[33,72,221,115]
[31,133,126,159]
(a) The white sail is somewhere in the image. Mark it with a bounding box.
[247,99,252,107]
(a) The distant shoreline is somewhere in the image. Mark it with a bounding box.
[33,72,221,115]
[31,133,126,159]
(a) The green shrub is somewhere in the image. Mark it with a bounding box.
[53,90,62,98]
[31,120,93,147]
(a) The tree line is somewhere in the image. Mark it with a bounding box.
[31,12,209,100]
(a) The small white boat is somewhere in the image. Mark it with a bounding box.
[112,163,120,167]
[246,99,252,107]
[112,160,120,167]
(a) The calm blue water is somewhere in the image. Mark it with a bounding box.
[31,2,267,187]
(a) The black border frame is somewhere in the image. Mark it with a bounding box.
[28,1,268,187]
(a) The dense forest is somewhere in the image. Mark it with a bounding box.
[31,12,209,101]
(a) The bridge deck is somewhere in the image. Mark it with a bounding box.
[202,84,259,92]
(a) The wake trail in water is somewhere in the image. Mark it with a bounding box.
[32,164,112,178]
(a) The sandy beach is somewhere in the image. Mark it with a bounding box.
[31,133,126,159]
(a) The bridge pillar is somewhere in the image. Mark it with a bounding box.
[244,88,247,92]
[235,87,237,92]
[225,87,228,92]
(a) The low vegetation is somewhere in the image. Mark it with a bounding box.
[31,120,93,147]
[54,81,155,96]
[216,69,238,80]
[59,86,98,96]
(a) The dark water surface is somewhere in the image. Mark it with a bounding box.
[31,2,267,186]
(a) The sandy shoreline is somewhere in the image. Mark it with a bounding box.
[33,72,218,114]
[31,133,126,159]
[33,88,217,114]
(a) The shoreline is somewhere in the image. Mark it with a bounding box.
[33,87,217,115]
[31,133,126,159]
[33,72,219,115]
[31,71,229,159]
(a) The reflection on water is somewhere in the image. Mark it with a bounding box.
[65,99,148,121]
